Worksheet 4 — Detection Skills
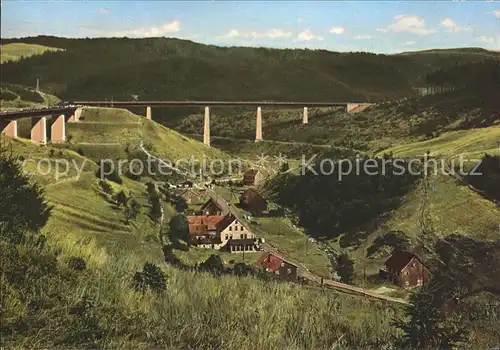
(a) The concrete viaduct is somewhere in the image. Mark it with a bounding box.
[0,101,372,146]
[0,106,82,144]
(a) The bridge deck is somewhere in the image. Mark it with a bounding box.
[75,101,351,107]
[1,101,357,120]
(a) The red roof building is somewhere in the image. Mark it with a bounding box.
[255,252,299,280]
[383,251,430,289]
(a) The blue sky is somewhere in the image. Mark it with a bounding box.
[2,1,499,53]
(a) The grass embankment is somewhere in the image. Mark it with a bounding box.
[379,126,500,160]
[62,107,231,167]
[0,43,62,63]
[3,137,165,263]
[2,135,404,348]
[251,217,333,277]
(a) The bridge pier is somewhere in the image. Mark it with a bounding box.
[0,120,18,138]
[303,107,308,124]
[50,115,66,143]
[255,107,262,142]
[31,117,47,144]
[346,103,373,114]
[146,106,152,120]
[203,106,210,147]
[68,108,82,123]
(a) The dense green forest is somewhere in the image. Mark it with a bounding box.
[1,36,498,103]
[465,155,500,202]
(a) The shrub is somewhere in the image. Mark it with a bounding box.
[96,160,122,184]
[1,90,17,101]
[99,180,113,195]
[199,254,225,274]
[113,190,128,207]
[232,262,255,276]
[68,256,87,271]
[124,198,140,224]
[132,263,167,293]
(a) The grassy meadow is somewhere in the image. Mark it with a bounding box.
[0,43,62,63]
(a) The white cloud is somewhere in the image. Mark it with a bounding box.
[378,15,436,35]
[330,26,345,35]
[218,28,292,41]
[476,35,495,44]
[440,17,473,32]
[250,28,293,39]
[298,17,304,24]
[98,8,109,15]
[297,29,324,41]
[219,29,241,39]
[112,20,180,37]
[403,41,416,46]
[354,35,373,40]
[491,10,500,18]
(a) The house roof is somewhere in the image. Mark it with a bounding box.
[216,213,236,232]
[255,252,284,272]
[240,188,266,205]
[177,188,206,199]
[255,252,299,272]
[200,198,223,211]
[244,169,260,177]
[188,224,209,235]
[187,215,225,234]
[384,251,420,272]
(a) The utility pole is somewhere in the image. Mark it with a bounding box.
[36,78,40,92]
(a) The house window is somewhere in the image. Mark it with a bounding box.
[230,235,233,240]
[229,226,232,231]
[405,271,409,276]
[241,226,244,231]
[417,278,423,286]
[287,268,292,274]
[240,234,244,239]
[405,280,410,287]
[244,234,247,239]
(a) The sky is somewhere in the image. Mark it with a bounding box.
[2,1,499,53]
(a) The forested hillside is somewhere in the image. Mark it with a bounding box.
[1,36,498,103]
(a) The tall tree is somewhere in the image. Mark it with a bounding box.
[124,198,140,224]
[336,253,355,283]
[0,146,52,243]
[393,265,469,348]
